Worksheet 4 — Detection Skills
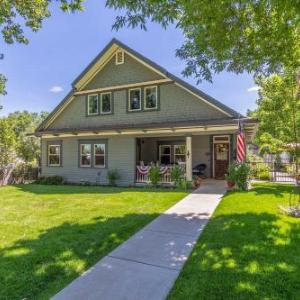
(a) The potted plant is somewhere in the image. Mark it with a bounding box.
[226,163,237,188]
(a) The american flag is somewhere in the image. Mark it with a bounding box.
[237,118,246,163]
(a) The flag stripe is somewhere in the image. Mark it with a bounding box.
[237,118,246,162]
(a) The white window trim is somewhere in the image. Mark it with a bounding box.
[100,92,112,114]
[115,50,124,65]
[80,144,92,167]
[94,144,106,168]
[159,145,172,164]
[48,145,61,167]
[87,94,99,116]
[144,85,158,110]
[174,145,186,163]
[128,88,142,112]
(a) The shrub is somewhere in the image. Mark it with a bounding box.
[107,169,120,186]
[171,165,183,186]
[36,176,64,185]
[148,166,161,187]
[179,178,193,191]
[226,163,237,183]
[227,162,251,190]
[250,163,270,180]
[235,163,251,190]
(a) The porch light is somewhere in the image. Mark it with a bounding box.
[186,150,190,158]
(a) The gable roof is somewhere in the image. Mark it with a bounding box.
[37,38,241,132]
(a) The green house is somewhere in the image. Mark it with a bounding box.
[35,39,257,185]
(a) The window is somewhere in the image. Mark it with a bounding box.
[80,144,92,167]
[128,88,141,111]
[174,145,186,163]
[159,145,171,165]
[94,144,105,167]
[100,93,112,114]
[115,50,124,65]
[87,94,99,115]
[48,145,61,166]
[144,86,158,110]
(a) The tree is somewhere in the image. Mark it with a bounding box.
[250,69,300,167]
[0,0,83,95]
[1,1,300,96]
[0,118,16,167]
[107,0,300,82]
[6,111,49,163]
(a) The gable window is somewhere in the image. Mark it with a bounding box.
[100,92,112,114]
[48,144,61,167]
[159,145,171,165]
[128,88,141,111]
[115,50,124,65]
[174,145,186,163]
[94,144,105,167]
[144,86,158,110]
[80,144,92,167]
[87,94,99,115]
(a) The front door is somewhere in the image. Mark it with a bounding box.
[214,143,230,179]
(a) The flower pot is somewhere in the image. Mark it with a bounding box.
[193,176,202,188]
[227,181,235,188]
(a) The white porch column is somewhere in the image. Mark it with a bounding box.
[186,136,193,181]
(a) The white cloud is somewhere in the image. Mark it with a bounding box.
[247,86,261,92]
[49,86,64,93]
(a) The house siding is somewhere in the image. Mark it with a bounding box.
[49,83,228,130]
[84,53,163,90]
[41,136,136,186]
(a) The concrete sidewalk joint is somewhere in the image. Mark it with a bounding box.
[52,179,226,300]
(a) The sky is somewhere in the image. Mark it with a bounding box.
[0,0,259,117]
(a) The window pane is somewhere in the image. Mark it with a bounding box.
[49,155,60,165]
[81,144,91,155]
[175,145,186,155]
[145,87,157,109]
[94,144,105,155]
[175,155,186,163]
[161,146,171,155]
[88,95,98,114]
[49,145,60,155]
[81,155,91,166]
[101,94,111,113]
[95,156,105,166]
[161,155,171,165]
[129,89,141,110]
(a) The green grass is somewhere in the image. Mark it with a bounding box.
[0,184,187,300]
[168,183,300,300]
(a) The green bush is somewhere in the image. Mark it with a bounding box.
[178,178,193,191]
[227,162,250,190]
[171,165,183,186]
[250,163,270,180]
[36,176,64,185]
[107,169,120,186]
[148,166,161,187]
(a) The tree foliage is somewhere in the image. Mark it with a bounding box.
[250,69,300,160]
[107,0,300,82]
[0,111,48,166]
[0,0,84,95]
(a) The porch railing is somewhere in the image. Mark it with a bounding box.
[136,164,186,184]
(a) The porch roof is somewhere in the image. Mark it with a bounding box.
[33,117,257,140]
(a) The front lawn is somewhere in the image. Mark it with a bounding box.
[0,184,187,300]
[168,183,300,300]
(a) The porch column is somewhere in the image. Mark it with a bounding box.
[186,136,193,181]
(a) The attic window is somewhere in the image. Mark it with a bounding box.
[115,50,124,65]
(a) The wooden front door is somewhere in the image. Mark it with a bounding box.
[214,143,230,179]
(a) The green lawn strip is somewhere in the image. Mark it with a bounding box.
[0,184,187,300]
[168,183,300,300]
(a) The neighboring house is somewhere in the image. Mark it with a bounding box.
[35,39,257,185]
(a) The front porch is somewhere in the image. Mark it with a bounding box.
[135,135,234,184]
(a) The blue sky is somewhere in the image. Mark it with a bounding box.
[0,0,259,116]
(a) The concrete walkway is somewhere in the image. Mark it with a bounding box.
[52,180,226,300]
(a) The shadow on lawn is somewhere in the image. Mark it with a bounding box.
[169,210,300,300]
[14,184,180,195]
[0,212,159,300]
